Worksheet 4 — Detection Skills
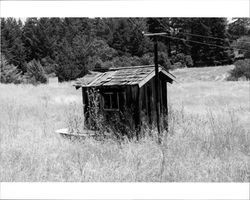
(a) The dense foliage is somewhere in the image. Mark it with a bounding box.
[234,36,250,58]
[1,17,249,83]
[0,55,23,84]
[0,54,48,84]
[229,59,250,80]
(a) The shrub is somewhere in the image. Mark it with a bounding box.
[185,55,194,67]
[88,52,173,72]
[235,36,250,59]
[141,52,172,70]
[171,62,183,70]
[158,52,172,70]
[0,55,23,84]
[0,56,49,85]
[112,56,142,67]
[171,53,194,68]
[140,53,153,65]
[228,59,250,80]
[23,59,48,84]
[86,88,105,131]
[73,88,138,141]
[40,56,57,75]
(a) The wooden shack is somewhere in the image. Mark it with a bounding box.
[74,65,175,134]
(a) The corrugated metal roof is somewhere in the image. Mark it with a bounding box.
[74,65,175,88]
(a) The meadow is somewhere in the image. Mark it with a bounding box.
[0,65,249,182]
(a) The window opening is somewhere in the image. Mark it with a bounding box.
[103,92,119,111]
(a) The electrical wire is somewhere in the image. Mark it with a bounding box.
[128,18,249,52]
[153,19,249,51]
[127,18,250,64]
[180,32,250,44]
[161,35,249,52]
[155,18,250,44]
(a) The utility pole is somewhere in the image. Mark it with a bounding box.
[143,32,167,144]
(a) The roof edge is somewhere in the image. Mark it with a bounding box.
[109,65,155,71]
[138,67,176,88]
[73,65,176,88]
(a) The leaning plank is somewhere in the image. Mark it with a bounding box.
[55,128,96,138]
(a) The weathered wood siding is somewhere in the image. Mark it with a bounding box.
[81,73,169,133]
[139,75,168,126]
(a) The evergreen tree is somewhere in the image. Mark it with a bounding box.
[1,18,26,71]
[0,53,22,84]
[22,18,57,62]
[187,18,233,66]
[109,18,151,57]
[228,18,250,39]
[23,59,48,84]
[22,18,41,61]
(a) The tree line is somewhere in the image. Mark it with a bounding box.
[1,17,249,83]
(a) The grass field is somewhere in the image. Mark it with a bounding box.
[0,65,249,182]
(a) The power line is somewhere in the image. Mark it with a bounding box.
[180,32,250,44]
[127,20,241,71]
[182,32,250,45]
[155,18,250,45]
[161,35,249,52]
[128,18,249,52]
[155,19,249,51]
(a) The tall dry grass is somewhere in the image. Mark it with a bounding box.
[0,81,249,182]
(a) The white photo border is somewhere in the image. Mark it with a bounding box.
[0,0,249,199]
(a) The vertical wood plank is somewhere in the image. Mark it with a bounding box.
[82,87,89,123]
[134,85,141,140]
[144,84,148,116]
[166,82,168,131]
[147,81,152,125]
[162,80,167,115]
[82,87,85,114]
[151,77,156,124]
[160,79,163,113]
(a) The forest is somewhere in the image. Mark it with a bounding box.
[1,17,250,83]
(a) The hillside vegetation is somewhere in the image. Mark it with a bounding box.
[3,17,250,83]
[0,66,249,182]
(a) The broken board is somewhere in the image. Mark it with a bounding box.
[56,128,96,140]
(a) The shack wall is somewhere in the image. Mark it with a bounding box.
[139,75,168,126]
[81,74,169,132]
